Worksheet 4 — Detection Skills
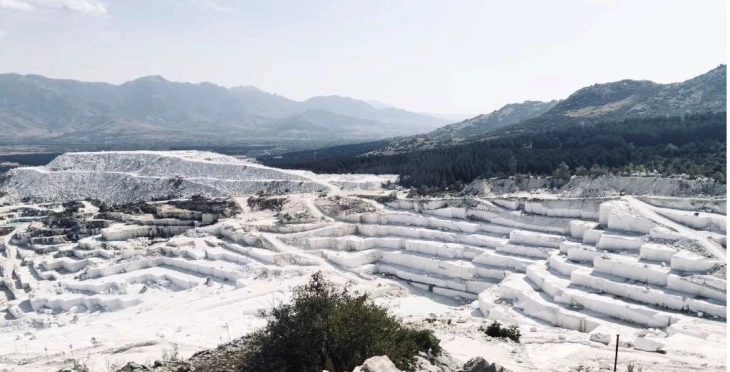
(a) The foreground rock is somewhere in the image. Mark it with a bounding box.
[352,356,402,372]
[462,357,511,372]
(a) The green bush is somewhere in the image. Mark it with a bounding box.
[480,321,521,343]
[241,272,441,372]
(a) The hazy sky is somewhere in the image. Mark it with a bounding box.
[0,0,726,115]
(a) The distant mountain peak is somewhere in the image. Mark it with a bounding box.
[131,75,169,83]
[542,65,726,122]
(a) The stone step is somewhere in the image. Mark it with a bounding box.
[670,251,722,273]
[571,270,726,319]
[566,243,601,263]
[322,248,488,282]
[472,251,537,273]
[375,262,493,296]
[30,293,142,313]
[488,273,601,333]
[64,267,202,294]
[666,274,726,302]
[355,224,507,249]
[596,232,645,251]
[308,235,489,260]
[592,253,671,286]
[639,243,678,263]
[496,243,556,259]
[509,230,565,248]
[40,256,90,273]
[343,211,513,239]
[547,254,588,276]
[527,265,686,328]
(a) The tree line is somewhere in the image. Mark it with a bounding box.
[260,112,727,190]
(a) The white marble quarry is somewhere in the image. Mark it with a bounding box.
[0,154,727,372]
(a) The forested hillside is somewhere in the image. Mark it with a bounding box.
[260,112,727,190]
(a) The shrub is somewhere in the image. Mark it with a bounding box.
[241,272,441,372]
[479,321,521,343]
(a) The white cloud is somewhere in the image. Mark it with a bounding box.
[0,0,106,14]
[0,0,36,12]
[60,0,106,14]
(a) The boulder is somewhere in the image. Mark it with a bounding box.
[353,356,403,372]
[463,357,511,372]
[588,326,616,345]
[463,357,490,372]
[116,362,152,371]
[633,337,667,353]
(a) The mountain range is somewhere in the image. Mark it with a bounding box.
[0,74,450,146]
[0,65,725,152]
[367,65,727,155]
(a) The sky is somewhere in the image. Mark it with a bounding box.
[0,0,726,116]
